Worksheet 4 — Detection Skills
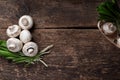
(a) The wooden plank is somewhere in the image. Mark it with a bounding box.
[0,29,120,80]
[0,0,106,29]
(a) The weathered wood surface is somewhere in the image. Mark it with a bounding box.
[0,0,120,80]
[0,29,120,80]
[0,0,105,29]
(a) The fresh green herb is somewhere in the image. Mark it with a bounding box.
[97,0,120,33]
[0,40,53,67]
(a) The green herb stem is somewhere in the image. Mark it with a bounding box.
[0,40,53,67]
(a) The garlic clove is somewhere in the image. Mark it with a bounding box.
[19,15,33,30]
[22,42,38,57]
[19,30,32,43]
[6,25,21,37]
[102,22,116,35]
[7,38,23,52]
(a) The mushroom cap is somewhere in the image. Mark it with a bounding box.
[19,30,32,43]
[102,22,116,35]
[7,38,23,52]
[6,25,21,37]
[19,15,33,30]
[117,38,120,46]
[22,42,38,57]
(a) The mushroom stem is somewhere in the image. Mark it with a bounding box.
[6,25,21,38]
[7,38,23,52]
[28,49,34,54]
[9,27,14,31]
[22,18,29,26]
[19,15,33,30]
[8,44,16,50]
[22,42,38,57]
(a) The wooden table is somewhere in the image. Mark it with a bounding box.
[0,0,120,80]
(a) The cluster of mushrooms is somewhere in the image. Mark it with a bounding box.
[6,15,38,57]
[98,21,120,48]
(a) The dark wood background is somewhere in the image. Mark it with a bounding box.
[0,0,120,80]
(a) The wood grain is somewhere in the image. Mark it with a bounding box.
[0,29,120,80]
[0,0,105,29]
[0,0,120,80]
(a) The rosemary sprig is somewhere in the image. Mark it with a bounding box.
[0,40,53,67]
[97,0,120,34]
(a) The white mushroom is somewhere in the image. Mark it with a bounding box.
[19,30,32,43]
[117,38,120,47]
[22,42,38,57]
[19,15,33,30]
[6,25,21,37]
[102,22,116,35]
[7,38,23,52]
